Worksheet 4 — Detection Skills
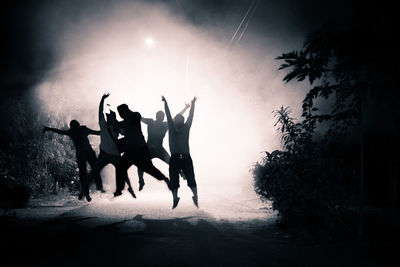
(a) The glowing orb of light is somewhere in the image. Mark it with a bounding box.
[145,37,155,47]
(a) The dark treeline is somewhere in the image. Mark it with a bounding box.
[253,7,400,235]
[0,94,79,208]
[0,1,77,207]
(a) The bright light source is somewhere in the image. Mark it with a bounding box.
[145,37,154,46]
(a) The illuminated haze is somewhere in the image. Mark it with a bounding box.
[34,0,308,199]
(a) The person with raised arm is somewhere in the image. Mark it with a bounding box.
[43,120,101,201]
[137,103,190,191]
[162,96,198,209]
[87,93,136,198]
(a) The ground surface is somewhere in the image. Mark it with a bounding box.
[0,190,396,267]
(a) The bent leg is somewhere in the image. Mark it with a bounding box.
[88,151,110,191]
[139,161,168,182]
[136,146,161,190]
[182,155,196,188]
[168,155,181,190]
[182,155,198,207]
[159,147,170,164]
[87,150,103,191]
[169,155,181,208]
[134,148,168,183]
[77,155,89,196]
[115,152,134,194]
[137,168,145,188]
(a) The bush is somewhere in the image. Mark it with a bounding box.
[258,18,400,229]
[253,107,358,226]
[0,95,79,208]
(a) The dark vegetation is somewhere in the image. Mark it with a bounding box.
[1,1,76,208]
[253,13,400,235]
[0,94,79,208]
[253,107,358,227]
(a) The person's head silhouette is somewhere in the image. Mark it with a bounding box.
[174,114,185,128]
[70,120,80,129]
[156,111,165,122]
[117,104,129,119]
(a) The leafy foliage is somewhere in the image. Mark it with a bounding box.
[253,17,400,225]
[253,107,357,223]
[276,19,400,133]
[0,96,79,207]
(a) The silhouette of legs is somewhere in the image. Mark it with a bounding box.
[137,169,145,191]
[88,150,129,193]
[169,154,197,208]
[116,147,169,196]
[137,146,170,191]
[190,186,198,207]
[157,147,171,164]
[89,151,112,178]
[172,189,180,209]
[86,149,104,192]
[76,152,91,202]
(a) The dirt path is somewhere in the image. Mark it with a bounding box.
[0,193,395,266]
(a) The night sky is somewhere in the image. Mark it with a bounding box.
[1,0,372,99]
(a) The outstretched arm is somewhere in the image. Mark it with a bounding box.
[87,128,101,136]
[99,93,109,123]
[186,96,197,128]
[141,117,153,125]
[178,102,190,115]
[43,126,69,136]
[162,96,174,130]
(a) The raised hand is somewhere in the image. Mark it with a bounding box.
[102,93,110,100]
[191,96,198,104]
[161,96,167,102]
[185,102,190,109]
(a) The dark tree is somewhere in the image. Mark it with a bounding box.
[254,14,400,232]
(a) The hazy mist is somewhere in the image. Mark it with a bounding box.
[32,0,311,198]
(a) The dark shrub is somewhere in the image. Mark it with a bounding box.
[0,95,79,205]
[253,107,358,226]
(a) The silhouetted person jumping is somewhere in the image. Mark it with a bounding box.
[138,103,190,191]
[43,120,101,201]
[162,96,198,209]
[114,103,170,197]
[87,93,136,198]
